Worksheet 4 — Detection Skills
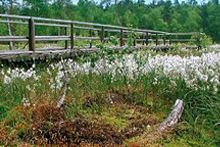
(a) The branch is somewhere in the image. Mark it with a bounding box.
[158,99,184,131]
[56,59,69,108]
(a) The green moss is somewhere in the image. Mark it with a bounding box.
[100,115,127,129]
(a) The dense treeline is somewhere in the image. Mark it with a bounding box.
[0,0,220,42]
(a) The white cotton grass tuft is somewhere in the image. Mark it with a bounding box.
[0,51,219,93]
[22,98,30,107]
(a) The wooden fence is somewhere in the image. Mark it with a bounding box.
[0,14,203,52]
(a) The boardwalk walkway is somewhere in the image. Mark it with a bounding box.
[0,45,176,62]
[0,14,202,62]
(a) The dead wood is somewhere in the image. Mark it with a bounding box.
[158,99,184,131]
[56,59,69,108]
[127,99,184,146]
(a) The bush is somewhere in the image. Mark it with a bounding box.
[189,34,212,48]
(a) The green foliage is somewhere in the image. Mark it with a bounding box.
[109,36,118,46]
[189,34,212,48]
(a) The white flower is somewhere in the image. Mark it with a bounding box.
[26,85,31,90]
[1,70,4,75]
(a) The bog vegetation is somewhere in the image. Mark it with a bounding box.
[0,0,220,146]
[0,37,220,146]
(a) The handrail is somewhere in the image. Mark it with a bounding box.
[0,20,136,33]
[0,14,203,51]
[0,14,167,34]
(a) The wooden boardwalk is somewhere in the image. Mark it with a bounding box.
[0,14,202,62]
[0,45,176,62]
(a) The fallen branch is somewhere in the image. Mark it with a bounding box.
[158,99,184,131]
[128,99,184,146]
[57,59,69,108]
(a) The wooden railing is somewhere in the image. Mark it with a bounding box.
[0,14,203,51]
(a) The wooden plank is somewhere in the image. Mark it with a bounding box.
[0,20,27,25]
[75,36,100,40]
[118,38,168,42]
[0,36,28,42]
[0,45,173,55]
[0,36,102,42]
[0,38,28,42]
[170,33,200,36]
[0,45,200,62]
[171,39,196,42]
[0,36,27,39]
[151,34,165,36]
[149,39,166,42]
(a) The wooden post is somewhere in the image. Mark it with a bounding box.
[65,27,68,49]
[71,24,74,49]
[142,35,145,45]
[90,29,92,48]
[169,34,172,45]
[198,33,202,50]
[163,34,166,45]
[120,29,123,46]
[107,31,109,43]
[29,18,35,51]
[101,26,105,44]
[6,18,13,50]
[156,33,158,46]
[133,33,136,46]
[146,32,149,46]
